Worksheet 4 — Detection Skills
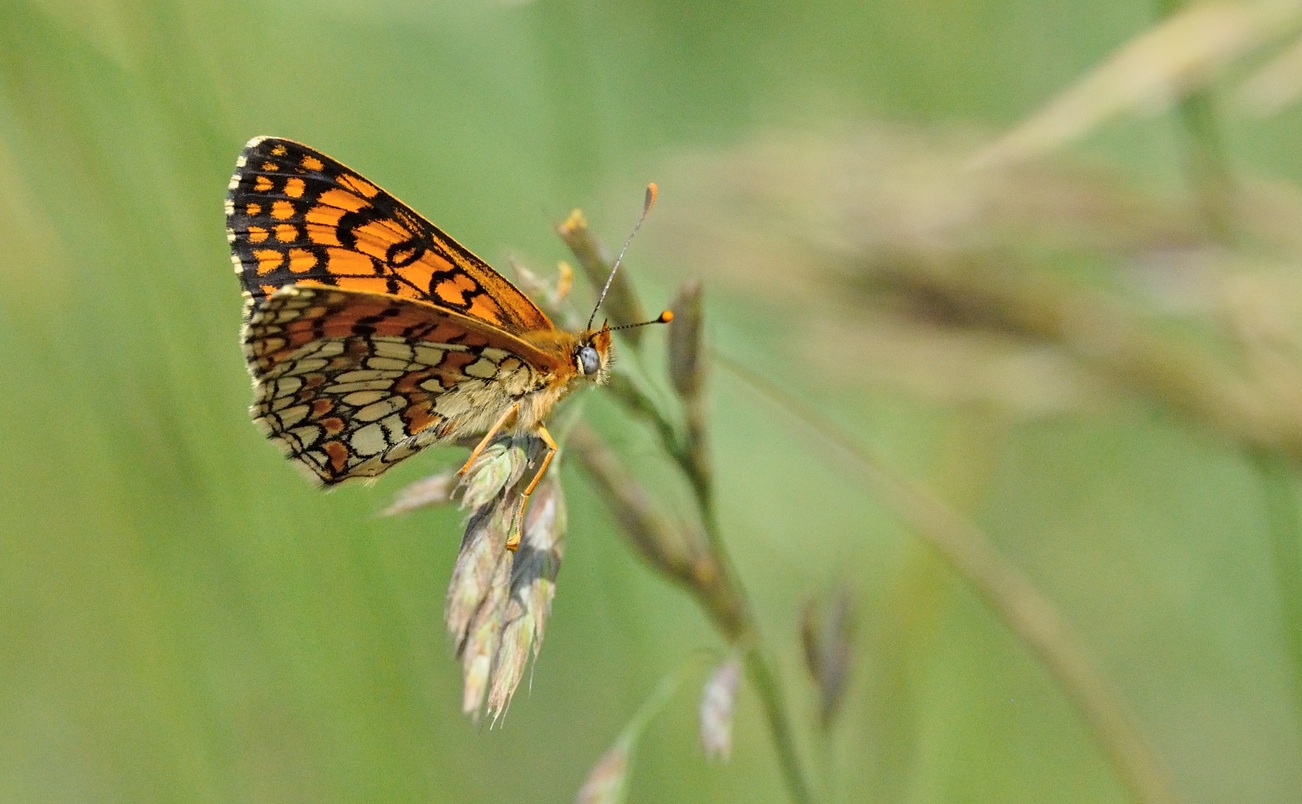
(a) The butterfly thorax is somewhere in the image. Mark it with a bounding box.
[506,326,611,429]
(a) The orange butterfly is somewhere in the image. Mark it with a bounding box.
[225,137,665,547]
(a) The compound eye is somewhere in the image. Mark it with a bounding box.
[577,345,601,375]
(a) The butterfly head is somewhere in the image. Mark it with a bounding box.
[574,325,613,384]
[573,310,673,385]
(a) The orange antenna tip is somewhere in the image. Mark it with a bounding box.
[644,183,658,213]
[608,310,675,332]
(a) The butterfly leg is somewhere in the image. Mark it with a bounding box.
[506,424,558,552]
[458,402,521,476]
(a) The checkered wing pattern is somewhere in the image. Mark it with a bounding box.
[226,136,553,333]
[226,137,603,486]
[242,285,560,484]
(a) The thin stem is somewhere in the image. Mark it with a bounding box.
[745,646,815,804]
[692,432,810,804]
[568,426,813,803]
[719,354,1178,804]
[1159,0,1302,756]
[622,666,688,744]
[568,425,738,631]
[1175,91,1235,240]
[1155,0,1302,742]
[1249,449,1302,722]
[604,372,718,529]
[1154,0,1237,240]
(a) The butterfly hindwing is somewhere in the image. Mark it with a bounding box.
[226,136,553,335]
[243,285,559,484]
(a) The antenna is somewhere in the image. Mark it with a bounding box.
[586,183,658,331]
[608,310,673,331]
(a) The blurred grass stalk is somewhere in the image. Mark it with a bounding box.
[720,355,1178,804]
[976,0,1302,171]
[635,1,1302,799]
[1149,0,1302,734]
[916,0,1302,788]
[577,670,685,804]
[854,245,1302,734]
[551,4,1302,795]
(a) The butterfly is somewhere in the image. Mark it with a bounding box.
[225,137,666,547]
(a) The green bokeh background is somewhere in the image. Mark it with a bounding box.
[3,1,1300,801]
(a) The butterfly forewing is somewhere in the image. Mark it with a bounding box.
[226,136,553,334]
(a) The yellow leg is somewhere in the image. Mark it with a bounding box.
[506,424,558,552]
[458,402,520,476]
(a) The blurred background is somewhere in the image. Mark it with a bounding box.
[4,0,1302,801]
